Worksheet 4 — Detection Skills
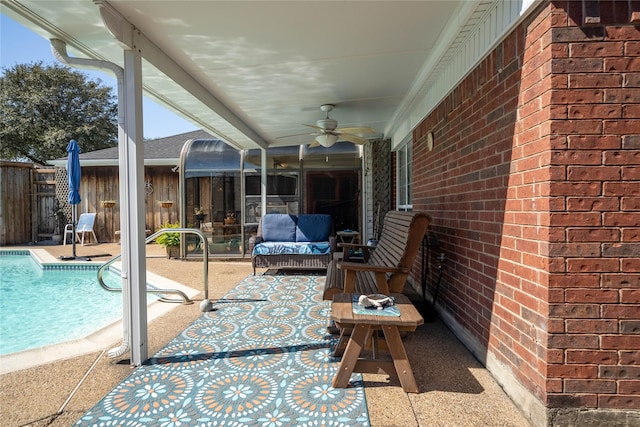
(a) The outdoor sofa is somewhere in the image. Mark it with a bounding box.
[249,213,335,274]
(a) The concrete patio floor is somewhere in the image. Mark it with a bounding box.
[0,242,531,426]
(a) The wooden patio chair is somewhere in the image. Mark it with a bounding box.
[323,211,431,300]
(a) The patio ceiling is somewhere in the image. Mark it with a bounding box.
[2,0,495,150]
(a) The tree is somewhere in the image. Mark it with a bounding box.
[0,62,117,165]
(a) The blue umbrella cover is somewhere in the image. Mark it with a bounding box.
[67,139,81,206]
[63,139,82,259]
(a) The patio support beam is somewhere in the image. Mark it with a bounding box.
[94,0,267,150]
[121,45,148,366]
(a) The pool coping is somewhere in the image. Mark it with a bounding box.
[0,249,200,374]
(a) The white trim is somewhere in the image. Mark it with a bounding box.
[389,0,542,150]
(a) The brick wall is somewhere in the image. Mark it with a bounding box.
[546,0,640,413]
[411,0,639,422]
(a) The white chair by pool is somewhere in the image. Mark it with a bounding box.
[63,212,98,245]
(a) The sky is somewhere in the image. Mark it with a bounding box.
[0,14,199,139]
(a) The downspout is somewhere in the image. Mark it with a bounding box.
[50,39,130,359]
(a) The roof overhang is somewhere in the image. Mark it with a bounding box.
[2,0,539,151]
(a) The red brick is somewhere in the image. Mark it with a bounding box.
[622,197,640,210]
[565,319,618,333]
[548,333,600,350]
[605,57,640,72]
[604,183,640,197]
[547,364,598,378]
[565,379,616,393]
[549,119,602,135]
[623,104,640,118]
[622,259,640,272]
[605,88,640,102]
[622,166,640,179]
[567,227,620,242]
[570,41,624,57]
[620,319,640,331]
[598,395,640,409]
[619,351,640,365]
[569,73,622,88]
[604,150,640,165]
[567,258,618,272]
[601,334,640,348]
[601,274,640,288]
[548,243,601,257]
[551,88,604,104]
[618,380,640,395]
[567,135,621,149]
[565,289,619,303]
[569,104,622,118]
[548,273,599,288]
[567,166,621,181]
[547,393,598,408]
[550,182,602,197]
[566,350,618,364]
[624,73,640,87]
[622,228,640,242]
[604,212,640,226]
[551,212,602,227]
[599,365,640,379]
[602,243,640,257]
[605,119,640,134]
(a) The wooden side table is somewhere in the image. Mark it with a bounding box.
[331,293,424,393]
[336,230,360,244]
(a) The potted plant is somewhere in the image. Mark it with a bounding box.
[194,206,206,223]
[50,200,68,243]
[224,211,236,225]
[155,221,181,258]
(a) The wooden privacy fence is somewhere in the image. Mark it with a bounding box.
[0,162,56,245]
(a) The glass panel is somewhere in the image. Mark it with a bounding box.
[184,139,241,178]
[244,146,301,171]
[407,142,413,206]
[244,172,299,224]
[398,147,407,206]
[302,142,362,169]
[187,172,242,255]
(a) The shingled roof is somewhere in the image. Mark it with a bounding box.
[49,130,216,166]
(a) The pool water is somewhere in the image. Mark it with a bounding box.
[0,253,154,355]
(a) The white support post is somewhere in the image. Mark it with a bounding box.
[261,149,267,217]
[122,46,148,366]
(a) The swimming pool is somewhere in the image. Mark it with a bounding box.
[0,251,156,356]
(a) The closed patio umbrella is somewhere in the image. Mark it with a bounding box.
[63,139,82,260]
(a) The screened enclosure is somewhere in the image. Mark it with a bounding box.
[180,139,363,257]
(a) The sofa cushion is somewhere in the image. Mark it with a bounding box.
[296,214,332,242]
[261,214,297,242]
[252,241,332,255]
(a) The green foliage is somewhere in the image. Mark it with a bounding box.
[0,62,117,164]
[50,200,68,234]
[155,222,181,247]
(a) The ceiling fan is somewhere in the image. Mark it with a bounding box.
[277,104,376,148]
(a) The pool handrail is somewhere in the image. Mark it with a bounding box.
[96,228,210,305]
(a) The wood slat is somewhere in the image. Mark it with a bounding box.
[323,211,431,299]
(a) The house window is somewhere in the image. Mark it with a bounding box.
[396,141,412,211]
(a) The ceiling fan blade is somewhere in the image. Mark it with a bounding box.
[276,131,314,139]
[336,126,377,134]
[308,139,321,148]
[339,133,369,145]
[303,123,325,132]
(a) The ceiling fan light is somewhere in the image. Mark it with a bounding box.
[316,134,338,147]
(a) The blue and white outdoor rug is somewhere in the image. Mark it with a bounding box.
[76,273,370,426]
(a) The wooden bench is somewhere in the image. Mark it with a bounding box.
[322,211,431,300]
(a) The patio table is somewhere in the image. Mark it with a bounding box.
[331,292,424,393]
